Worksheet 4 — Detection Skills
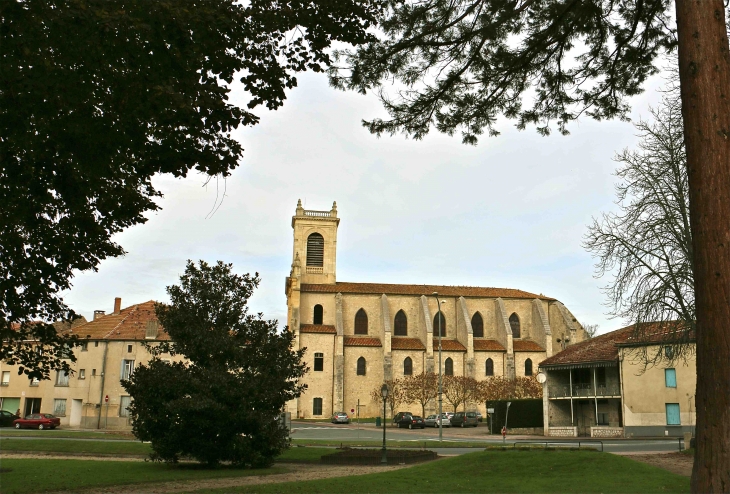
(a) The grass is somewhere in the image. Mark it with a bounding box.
[0,438,152,455]
[0,429,135,440]
[0,458,286,494]
[292,438,493,448]
[198,450,690,494]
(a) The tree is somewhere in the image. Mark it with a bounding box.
[122,260,306,467]
[442,375,479,413]
[402,372,438,417]
[329,2,730,487]
[479,376,542,402]
[0,0,379,379]
[584,86,695,364]
[583,324,600,339]
[370,379,406,419]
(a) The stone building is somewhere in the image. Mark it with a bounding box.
[285,200,588,419]
[539,324,696,438]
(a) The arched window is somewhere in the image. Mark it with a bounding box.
[357,357,366,376]
[471,312,484,338]
[354,309,368,335]
[403,357,413,376]
[313,304,323,325]
[485,358,494,376]
[306,233,324,267]
[525,358,533,376]
[445,357,454,376]
[394,310,408,336]
[433,311,446,337]
[509,313,521,339]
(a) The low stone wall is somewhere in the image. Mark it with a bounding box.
[507,427,543,436]
[591,426,623,438]
[548,426,577,437]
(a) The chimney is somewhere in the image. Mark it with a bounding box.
[93,310,105,321]
[114,297,122,314]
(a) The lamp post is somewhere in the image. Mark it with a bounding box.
[503,401,512,444]
[380,383,389,464]
[432,292,444,445]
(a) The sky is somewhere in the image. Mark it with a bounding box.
[62,63,669,336]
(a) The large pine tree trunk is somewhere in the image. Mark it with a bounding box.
[675,1,730,491]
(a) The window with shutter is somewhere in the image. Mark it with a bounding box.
[665,403,681,425]
[306,233,324,267]
[665,368,677,388]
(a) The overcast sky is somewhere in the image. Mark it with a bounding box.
[62,64,668,336]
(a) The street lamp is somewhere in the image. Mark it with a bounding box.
[503,401,512,444]
[380,383,389,464]
[432,292,445,445]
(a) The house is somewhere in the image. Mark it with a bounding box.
[539,324,696,438]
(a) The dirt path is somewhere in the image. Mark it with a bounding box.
[617,452,693,477]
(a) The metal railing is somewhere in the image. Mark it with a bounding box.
[512,440,604,452]
[548,384,621,398]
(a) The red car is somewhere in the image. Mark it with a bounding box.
[13,413,61,430]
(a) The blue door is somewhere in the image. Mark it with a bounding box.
[666,403,681,425]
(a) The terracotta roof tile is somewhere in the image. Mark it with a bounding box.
[391,338,426,350]
[301,282,552,300]
[540,326,634,368]
[344,336,382,347]
[474,339,506,351]
[433,339,467,352]
[300,324,336,334]
[513,340,545,352]
[72,301,168,341]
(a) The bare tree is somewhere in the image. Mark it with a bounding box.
[442,375,479,413]
[478,377,542,401]
[584,85,695,365]
[401,372,438,418]
[583,324,600,339]
[370,379,406,419]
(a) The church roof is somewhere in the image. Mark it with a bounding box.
[301,282,553,300]
[513,340,545,352]
[71,301,167,341]
[391,337,426,350]
[474,339,506,352]
[300,324,336,334]
[344,336,382,347]
[433,339,467,352]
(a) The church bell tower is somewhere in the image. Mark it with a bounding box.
[291,199,339,285]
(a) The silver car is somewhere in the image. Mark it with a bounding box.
[424,414,451,428]
[330,412,350,424]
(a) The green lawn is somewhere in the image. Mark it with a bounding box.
[198,450,690,494]
[0,429,135,440]
[292,438,494,448]
[0,458,287,494]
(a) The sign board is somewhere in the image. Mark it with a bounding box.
[487,408,495,414]
[350,408,355,413]
[104,395,109,403]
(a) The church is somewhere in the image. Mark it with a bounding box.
[285,200,588,419]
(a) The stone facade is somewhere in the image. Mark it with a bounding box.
[286,201,588,419]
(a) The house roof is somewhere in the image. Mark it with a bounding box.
[300,324,336,334]
[344,336,382,347]
[301,282,553,300]
[433,339,467,352]
[391,337,426,350]
[615,321,694,347]
[513,340,545,352]
[539,326,635,369]
[72,301,167,341]
[474,339,506,352]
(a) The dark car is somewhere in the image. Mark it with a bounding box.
[0,410,19,427]
[13,413,61,430]
[392,411,413,425]
[396,414,425,429]
[450,411,479,428]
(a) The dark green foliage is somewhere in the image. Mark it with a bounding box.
[329,0,675,142]
[487,399,544,431]
[122,260,307,467]
[0,0,378,379]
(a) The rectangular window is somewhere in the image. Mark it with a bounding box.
[79,369,86,380]
[597,413,609,425]
[121,360,135,380]
[666,403,681,425]
[95,341,99,347]
[312,397,323,416]
[127,344,133,353]
[92,369,97,377]
[53,399,67,416]
[30,377,39,386]
[596,367,606,387]
[119,396,132,417]
[314,352,324,372]
[81,341,88,352]
[55,370,69,387]
[1,371,9,386]
[665,368,677,388]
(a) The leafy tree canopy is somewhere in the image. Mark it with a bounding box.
[0,0,379,378]
[123,260,306,467]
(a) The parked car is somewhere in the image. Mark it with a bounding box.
[0,410,20,427]
[475,412,483,422]
[13,413,61,430]
[392,411,413,425]
[396,414,425,429]
[450,411,479,428]
[330,412,350,424]
[424,414,451,428]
